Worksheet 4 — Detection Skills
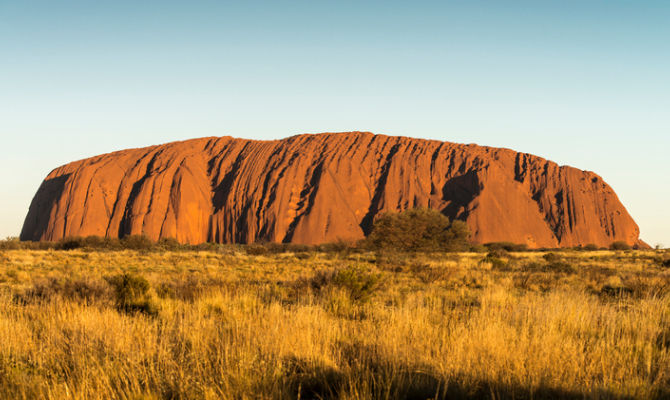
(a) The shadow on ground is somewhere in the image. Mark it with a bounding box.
[283,341,656,400]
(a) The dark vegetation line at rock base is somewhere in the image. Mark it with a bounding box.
[4,208,648,253]
[0,235,647,253]
[2,234,645,252]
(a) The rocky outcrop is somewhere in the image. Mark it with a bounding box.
[21,132,644,248]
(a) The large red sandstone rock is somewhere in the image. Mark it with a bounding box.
[21,132,644,248]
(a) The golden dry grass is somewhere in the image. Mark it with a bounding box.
[0,248,669,399]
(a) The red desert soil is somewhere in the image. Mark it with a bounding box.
[21,132,644,248]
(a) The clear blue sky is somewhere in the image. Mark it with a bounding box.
[1,1,668,246]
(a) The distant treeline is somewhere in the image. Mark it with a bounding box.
[2,208,640,253]
[0,236,640,253]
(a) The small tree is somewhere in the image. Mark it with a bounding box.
[366,208,470,252]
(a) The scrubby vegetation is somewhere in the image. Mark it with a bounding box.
[366,208,470,252]
[0,246,669,399]
[611,240,633,251]
[0,235,358,254]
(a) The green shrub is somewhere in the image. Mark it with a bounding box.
[4,236,125,251]
[485,242,528,252]
[276,243,312,253]
[156,237,182,251]
[486,257,510,271]
[245,244,269,255]
[80,235,121,250]
[542,252,561,262]
[307,266,382,303]
[259,243,286,253]
[56,236,126,250]
[469,244,488,253]
[54,235,159,251]
[486,248,509,259]
[582,244,599,251]
[610,241,632,251]
[366,208,470,252]
[1,237,54,250]
[120,235,154,250]
[105,273,158,316]
[524,261,576,275]
[481,250,512,270]
[192,242,224,252]
[0,237,22,250]
[55,237,84,250]
[317,240,360,254]
[547,261,576,274]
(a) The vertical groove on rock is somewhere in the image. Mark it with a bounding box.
[359,142,401,235]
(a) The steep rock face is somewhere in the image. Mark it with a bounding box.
[21,132,643,248]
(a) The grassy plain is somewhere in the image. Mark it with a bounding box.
[0,247,668,399]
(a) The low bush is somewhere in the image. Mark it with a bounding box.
[1,238,54,250]
[245,244,269,255]
[55,237,84,250]
[105,273,159,316]
[0,237,22,250]
[469,244,488,253]
[485,242,528,252]
[156,237,183,251]
[317,240,360,254]
[546,261,576,274]
[273,243,312,254]
[54,236,122,250]
[542,252,561,262]
[53,235,155,251]
[610,241,632,251]
[486,248,509,259]
[481,250,511,270]
[120,235,154,250]
[306,266,382,303]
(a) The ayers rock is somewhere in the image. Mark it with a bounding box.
[21,132,644,248]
